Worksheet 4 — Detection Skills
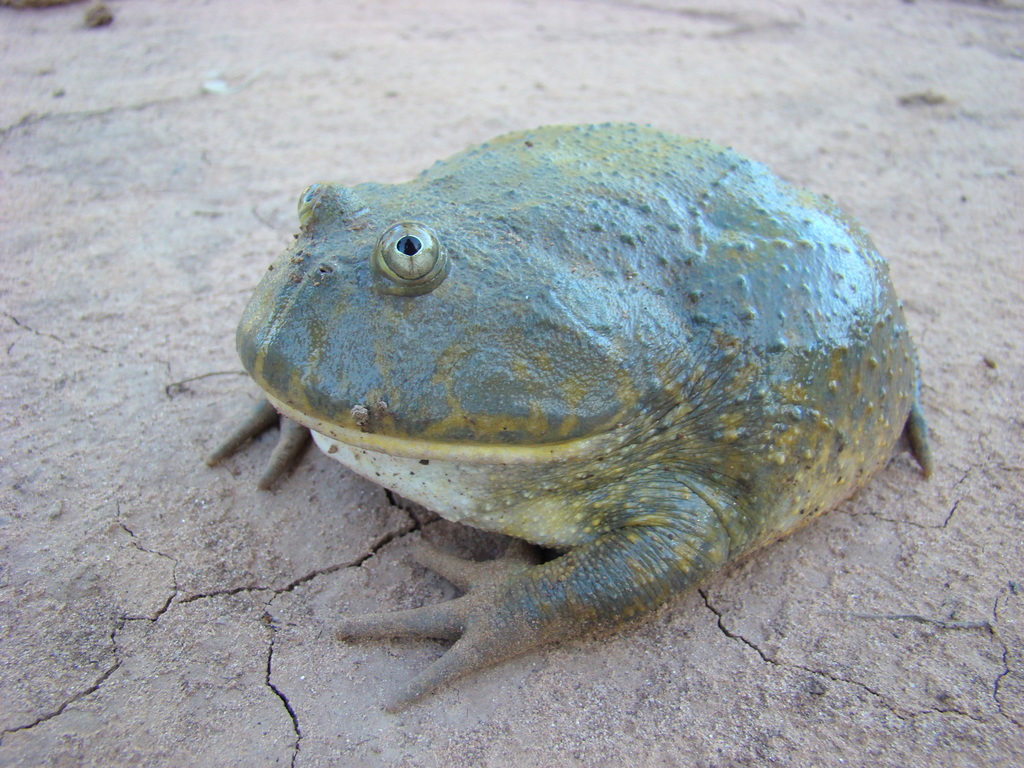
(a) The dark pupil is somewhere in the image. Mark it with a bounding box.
[396,236,421,256]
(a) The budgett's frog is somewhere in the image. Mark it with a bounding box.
[208,124,931,711]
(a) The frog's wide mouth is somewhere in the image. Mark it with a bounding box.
[266,393,618,465]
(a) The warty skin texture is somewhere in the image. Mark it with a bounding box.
[213,124,931,710]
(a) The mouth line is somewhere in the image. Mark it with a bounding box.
[264,393,613,465]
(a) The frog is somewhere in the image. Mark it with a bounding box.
[207,123,932,712]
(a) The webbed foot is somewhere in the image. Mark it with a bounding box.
[338,494,727,712]
[338,540,542,712]
[205,399,311,489]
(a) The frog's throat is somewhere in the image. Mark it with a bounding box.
[265,393,616,465]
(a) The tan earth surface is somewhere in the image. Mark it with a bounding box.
[1,1,1022,766]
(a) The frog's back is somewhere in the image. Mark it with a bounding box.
[420,124,923,542]
[419,123,899,356]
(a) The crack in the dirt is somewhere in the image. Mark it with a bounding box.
[177,511,419,607]
[699,588,776,666]
[347,512,420,570]
[0,414,422,750]
[249,511,418,765]
[991,587,1023,728]
[842,611,992,631]
[3,310,108,353]
[941,498,961,528]
[0,112,40,145]
[280,512,420,592]
[275,522,417,595]
[852,511,938,530]
[248,504,420,758]
[178,584,273,604]
[5,484,422,746]
[0,505,417,750]
[0,492,232,744]
[854,467,971,530]
[0,620,124,745]
[3,311,64,345]
[698,589,892,709]
[698,589,996,725]
[0,96,189,143]
[164,369,247,399]
[793,664,914,722]
[266,636,301,768]
[942,468,971,528]
[116,501,180,620]
[0,661,121,744]
[993,645,1014,722]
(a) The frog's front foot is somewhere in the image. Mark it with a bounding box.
[205,398,311,489]
[337,539,544,712]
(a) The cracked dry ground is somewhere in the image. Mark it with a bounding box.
[0,426,425,766]
[2,0,1024,765]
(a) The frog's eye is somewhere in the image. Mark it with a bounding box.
[371,221,449,296]
[297,184,321,223]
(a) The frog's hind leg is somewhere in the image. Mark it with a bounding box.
[904,398,933,478]
[337,495,728,712]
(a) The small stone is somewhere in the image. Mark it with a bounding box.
[807,677,828,696]
[84,2,113,27]
[898,90,948,107]
[0,0,85,7]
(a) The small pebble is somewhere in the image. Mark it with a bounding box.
[84,2,113,27]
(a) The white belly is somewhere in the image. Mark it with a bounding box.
[312,430,497,523]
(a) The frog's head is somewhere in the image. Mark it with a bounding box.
[236,177,660,461]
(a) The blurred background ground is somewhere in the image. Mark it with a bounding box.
[0,1,1021,766]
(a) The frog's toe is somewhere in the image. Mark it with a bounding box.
[336,601,465,642]
[905,399,934,478]
[205,398,311,489]
[256,416,311,489]
[336,541,538,640]
[409,539,540,591]
[338,585,536,713]
[206,399,279,466]
[381,624,515,713]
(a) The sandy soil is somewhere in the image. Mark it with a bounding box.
[1,1,1022,766]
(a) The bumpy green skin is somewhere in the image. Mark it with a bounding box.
[232,124,930,707]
